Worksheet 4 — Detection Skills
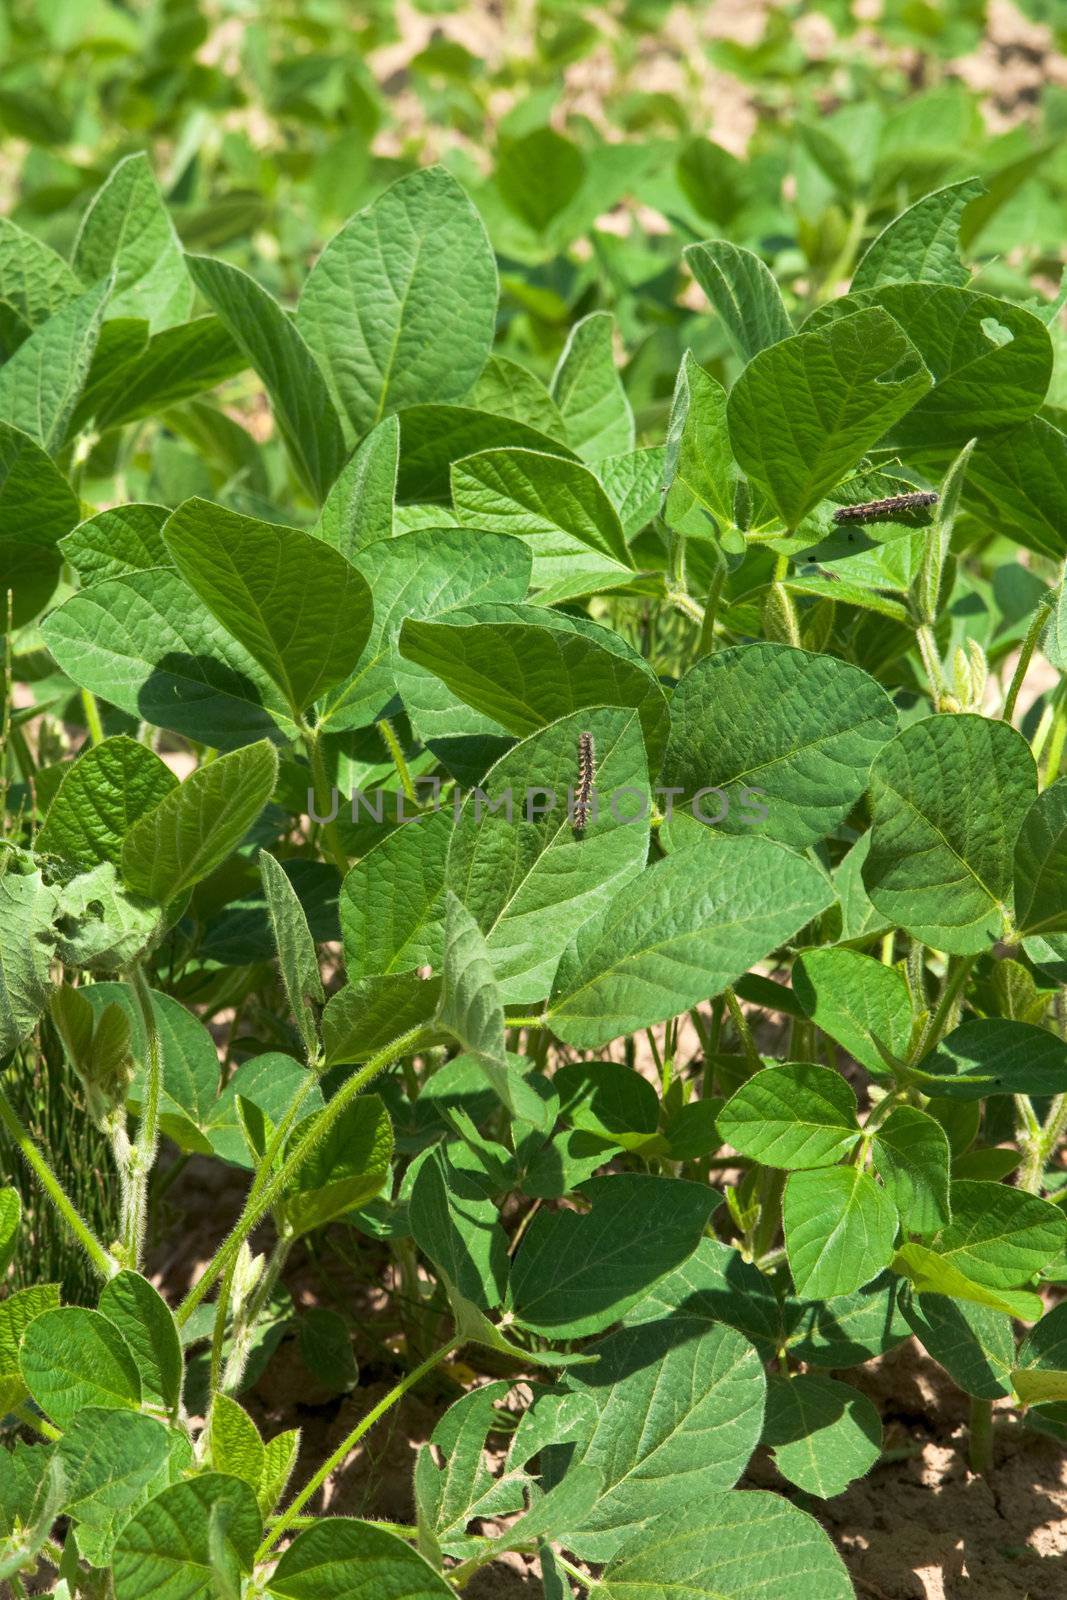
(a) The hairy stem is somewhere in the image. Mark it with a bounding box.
[1002,596,1054,724]
[177,1026,429,1327]
[303,723,348,874]
[126,963,164,1270]
[259,1333,462,1558]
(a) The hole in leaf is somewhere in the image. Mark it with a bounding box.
[980,317,1013,348]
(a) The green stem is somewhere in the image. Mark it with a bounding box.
[177,1026,429,1328]
[1002,597,1054,725]
[723,987,761,1075]
[80,688,105,746]
[0,1085,115,1278]
[554,1554,593,1591]
[377,717,417,805]
[304,723,348,874]
[909,954,975,1065]
[968,1396,994,1474]
[751,1168,785,1263]
[127,963,164,1270]
[1044,691,1067,785]
[259,1332,462,1559]
[9,1402,60,1441]
[665,588,704,626]
[698,560,726,655]
[916,624,946,706]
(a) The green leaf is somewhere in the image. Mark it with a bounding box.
[903,1294,1014,1399]
[763,1373,881,1498]
[0,420,80,550]
[409,1145,508,1312]
[550,311,634,462]
[186,253,345,502]
[871,1106,951,1232]
[863,714,1037,953]
[340,809,450,979]
[0,216,81,327]
[468,355,567,441]
[1013,1302,1067,1404]
[280,1093,392,1237]
[914,1018,1067,1100]
[783,1166,898,1300]
[298,1308,357,1394]
[545,1318,765,1559]
[297,167,496,437]
[447,707,651,1004]
[73,152,192,331]
[122,740,278,905]
[451,447,633,572]
[112,1473,261,1600]
[1013,778,1067,936]
[1042,577,1067,667]
[88,981,223,1154]
[313,416,399,558]
[93,316,244,429]
[436,891,534,1118]
[967,417,1067,561]
[259,1430,300,1520]
[267,1517,454,1600]
[260,851,323,1060]
[727,306,931,527]
[662,350,737,532]
[37,736,178,871]
[399,615,668,772]
[834,285,1054,448]
[0,854,57,1055]
[591,1492,853,1600]
[793,947,912,1076]
[50,859,161,974]
[547,833,832,1049]
[396,403,576,502]
[663,642,897,850]
[496,126,585,235]
[718,1063,860,1170]
[926,1179,1066,1290]
[0,1189,19,1278]
[509,1173,717,1338]
[851,177,985,292]
[0,1285,60,1411]
[58,1408,185,1567]
[322,972,443,1068]
[99,1270,183,1415]
[20,1307,141,1429]
[59,502,170,585]
[685,240,793,363]
[0,278,110,452]
[892,1242,1044,1320]
[787,1273,910,1368]
[41,568,296,748]
[163,498,372,716]
[317,526,530,733]
[209,1395,265,1492]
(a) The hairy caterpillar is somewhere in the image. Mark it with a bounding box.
[573,731,596,835]
[832,491,938,525]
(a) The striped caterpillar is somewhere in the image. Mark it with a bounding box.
[832,491,938,525]
[573,731,595,835]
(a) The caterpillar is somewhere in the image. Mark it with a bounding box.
[573,731,596,835]
[832,491,938,525]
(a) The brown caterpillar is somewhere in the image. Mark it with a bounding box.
[573,731,595,835]
[832,491,938,525]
